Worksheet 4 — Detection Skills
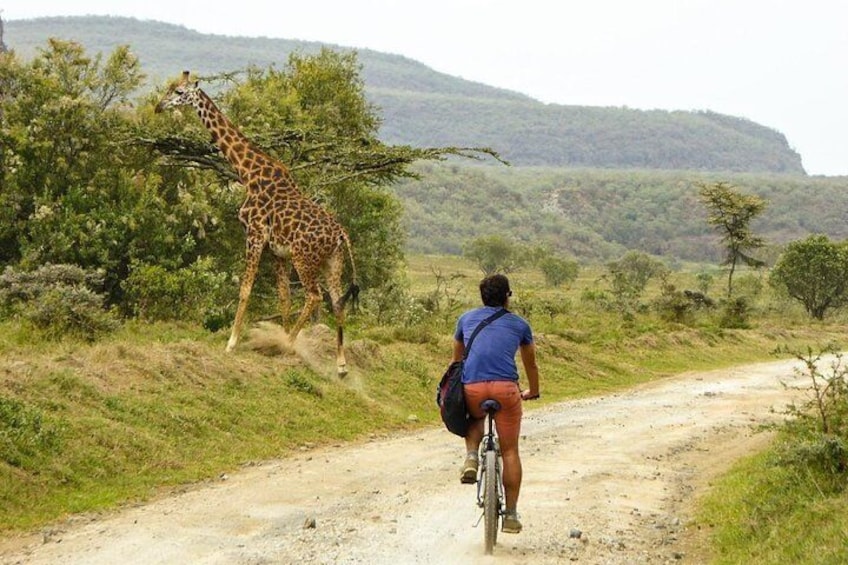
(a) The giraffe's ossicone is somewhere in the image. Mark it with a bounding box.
[156,71,359,376]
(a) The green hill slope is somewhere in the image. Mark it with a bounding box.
[4,15,804,174]
[396,164,848,262]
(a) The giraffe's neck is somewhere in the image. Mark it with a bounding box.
[193,89,292,188]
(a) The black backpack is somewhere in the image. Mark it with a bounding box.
[437,360,469,436]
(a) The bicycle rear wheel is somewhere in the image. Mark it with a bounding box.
[483,449,498,554]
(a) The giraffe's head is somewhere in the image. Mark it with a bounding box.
[155,71,201,113]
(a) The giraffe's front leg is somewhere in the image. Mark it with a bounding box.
[227,242,264,352]
[288,290,321,347]
[273,256,292,330]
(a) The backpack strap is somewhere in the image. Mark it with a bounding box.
[462,308,508,360]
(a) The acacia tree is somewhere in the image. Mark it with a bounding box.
[698,181,766,298]
[462,235,527,275]
[770,235,848,320]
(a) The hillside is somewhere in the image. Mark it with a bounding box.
[396,164,848,263]
[4,15,804,174]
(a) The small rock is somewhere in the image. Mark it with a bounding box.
[303,517,317,529]
[569,528,582,539]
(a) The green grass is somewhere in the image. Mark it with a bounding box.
[696,446,848,564]
[1,255,847,539]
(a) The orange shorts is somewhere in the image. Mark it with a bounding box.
[464,380,523,444]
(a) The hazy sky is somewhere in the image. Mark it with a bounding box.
[3,0,847,176]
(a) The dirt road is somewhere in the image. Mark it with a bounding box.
[1,357,809,564]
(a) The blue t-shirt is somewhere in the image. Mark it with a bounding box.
[454,306,533,384]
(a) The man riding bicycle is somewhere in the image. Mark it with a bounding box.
[451,274,540,534]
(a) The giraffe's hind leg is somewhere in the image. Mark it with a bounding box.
[289,252,349,377]
[324,249,348,376]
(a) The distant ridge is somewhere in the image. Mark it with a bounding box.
[5,16,805,174]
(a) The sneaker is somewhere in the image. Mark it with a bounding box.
[502,512,523,534]
[460,456,478,484]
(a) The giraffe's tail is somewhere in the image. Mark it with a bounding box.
[341,282,360,311]
[340,232,360,311]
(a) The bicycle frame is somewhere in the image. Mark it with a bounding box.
[476,400,504,554]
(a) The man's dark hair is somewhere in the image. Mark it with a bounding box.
[479,274,511,307]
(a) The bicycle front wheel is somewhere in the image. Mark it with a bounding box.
[483,449,498,554]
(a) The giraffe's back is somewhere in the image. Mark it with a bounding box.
[257,191,347,259]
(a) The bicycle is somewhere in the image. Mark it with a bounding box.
[475,398,504,555]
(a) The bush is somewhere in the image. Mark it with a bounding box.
[528,295,571,324]
[539,256,579,287]
[653,279,716,325]
[720,296,751,329]
[604,251,668,320]
[774,348,848,491]
[0,264,94,312]
[122,258,231,328]
[784,349,848,436]
[0,396,63,470]
[26,285,120,340]
[0,264,119,340]
[653,288,694,324]
[777,436,848,485]
[359,280,440,330]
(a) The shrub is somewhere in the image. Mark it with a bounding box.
[604,251,668,320]
[653,287,694,324]
[0,397,62,470]
[0,264,119,340]
[720,296,751,329]
[25,285,120,340]
[529,295,571,324]
[784,348,848,437]
[777,436,848,485]
[359,281,434,329]
[539,256,579,287]
[773,348,848,491]
[122,258,231,327]
[0,264,92,312]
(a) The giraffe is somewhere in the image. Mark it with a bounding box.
[155,71,359,376]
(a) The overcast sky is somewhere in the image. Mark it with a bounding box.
[3,0,847,176]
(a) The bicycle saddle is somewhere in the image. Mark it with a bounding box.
[479,399,501,413]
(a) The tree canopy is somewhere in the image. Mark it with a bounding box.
[462,235,527,275]
[698,182,766,298]
[770,235,848,320]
